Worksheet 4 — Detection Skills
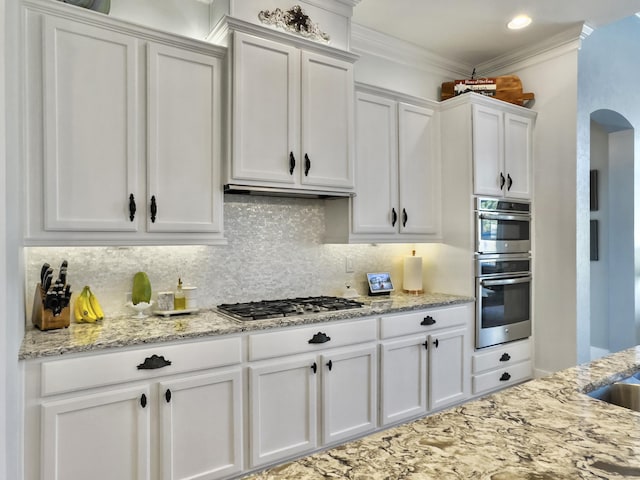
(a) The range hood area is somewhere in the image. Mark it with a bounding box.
[223,184,356,199]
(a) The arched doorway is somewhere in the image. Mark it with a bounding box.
[589,109,635,359]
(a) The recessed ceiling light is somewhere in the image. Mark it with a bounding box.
[508,14,532,30]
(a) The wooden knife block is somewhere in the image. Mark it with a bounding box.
[31,283,70,331]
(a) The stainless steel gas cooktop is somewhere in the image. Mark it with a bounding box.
[217,296,364,321]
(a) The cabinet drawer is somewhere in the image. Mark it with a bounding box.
[249,318,377,361]
[380,304,471,339]
[472,339,531,374]
[472,360,532,395]
[41,336,242,396]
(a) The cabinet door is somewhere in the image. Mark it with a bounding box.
[41,386,151,480]
[429,327,469,410]
[352,92,398,234]
[159,369,242,480]
[232,32,299,185]
[321,345,377,444]
[380,335,428,425]
[249,355,317,468]
[472,104,505,197]
[398,103,440,235]
[43,16,139,232]
[504,112,533,199]
[300,52,354,189]
[147,43,222,233]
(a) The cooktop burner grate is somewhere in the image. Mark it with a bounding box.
[217,296,364,321]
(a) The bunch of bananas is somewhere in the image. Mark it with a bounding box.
[74,286,105,323]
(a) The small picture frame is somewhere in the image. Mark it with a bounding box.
[590,169,598,211]
[366,272,394,296]
[590,220,599,261]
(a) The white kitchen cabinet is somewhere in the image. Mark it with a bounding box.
[248,320,377,467]
[379,304,472,425]
[229,30,355,194]
[472,338,532,395]
[23,3,225,245]
[25,337,243,480]
[472,102,534,199]
[325,87,441,243]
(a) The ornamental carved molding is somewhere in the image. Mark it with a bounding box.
[258,5,330,43]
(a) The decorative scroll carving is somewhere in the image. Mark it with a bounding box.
[258,5,330,43]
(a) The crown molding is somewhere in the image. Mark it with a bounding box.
[476,24,584,76]
[351,23,471,78]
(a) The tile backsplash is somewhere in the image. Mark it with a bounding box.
[26,195,434,319]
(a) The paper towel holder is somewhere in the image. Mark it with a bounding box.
[366,272,394,296]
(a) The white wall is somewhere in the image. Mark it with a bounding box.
[0,0,7,475]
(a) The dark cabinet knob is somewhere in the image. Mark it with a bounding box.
[391,208,397,227]
[140,393,147,408]
[289,152,296,175]
[137,354,172,370]
[304,154,311,176]
[500,372,511,381]
[402,208,408,227]
[308,332,331,344]
[311,362,317,374]
[129,194,136,221]
[422,339,429,350]
[433,338,439,348]
[326,360,333,371]
[165,389,172,403]
[150,195,157,223]
[500,173,506,190]
[499,353,511,362]
[507,174,513,191]
[421,316,436,326]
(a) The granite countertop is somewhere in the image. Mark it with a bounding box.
[19,292,473,360]
[244,346,640,480]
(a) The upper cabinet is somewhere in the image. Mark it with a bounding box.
[325,86,441,243]
[472,102,534,199]
[23,2,226,245]
[227,29,356,195]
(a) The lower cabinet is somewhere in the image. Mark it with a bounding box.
[472,338,532,395]
[27,338,243,480]
[379,304,473,426]
[249,343,377,468]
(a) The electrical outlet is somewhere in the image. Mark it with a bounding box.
[345,256,354,273]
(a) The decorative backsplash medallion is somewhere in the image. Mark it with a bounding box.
[258,5,330,43]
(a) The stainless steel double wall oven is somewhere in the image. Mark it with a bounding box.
[475,197,532,349]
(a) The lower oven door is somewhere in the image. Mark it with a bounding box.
[476,275,531,349]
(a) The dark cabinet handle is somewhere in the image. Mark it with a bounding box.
[500,172,506,190]
[421,316,436,326]
[289,152,296,175]
[129,194,136,221]
[140,393,147,408]
[507,174,513,191]
[402,208,408,227]
[500,372,511,381]
[391,208,397,227]
[304,154,311,176]
[499,353,511,362]
[150,195,157,223]
[422,339,429,350]
[137,354,172,370]
[433,338,439,348]
[165,389,172,403]
[308,332,331,344]
[326,360,333,371]
[311,362,317,374]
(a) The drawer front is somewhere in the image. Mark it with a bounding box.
[249,318,377,361]
[472,339,531,374]
[472,360,532,395]
[41,336,242,396]
[380,304,472,339]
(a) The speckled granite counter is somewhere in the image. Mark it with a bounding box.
[19,292,473,360]
[244,347,640,480]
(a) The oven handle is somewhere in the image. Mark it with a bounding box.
[480,276,531,287]
[478,212,530,222]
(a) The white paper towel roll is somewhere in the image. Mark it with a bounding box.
[403,253,423,293]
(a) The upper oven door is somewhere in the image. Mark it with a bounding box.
[476,212,530,254]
